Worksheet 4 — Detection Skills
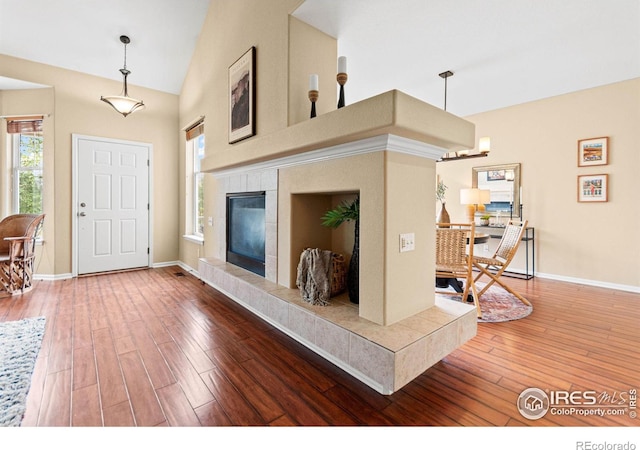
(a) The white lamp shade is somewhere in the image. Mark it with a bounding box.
[479,136,491,153]
[460,188,481,205]
[479,189,491,204]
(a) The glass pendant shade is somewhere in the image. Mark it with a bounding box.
[100,36,145,117]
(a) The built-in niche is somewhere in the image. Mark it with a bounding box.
[289,192,357,288]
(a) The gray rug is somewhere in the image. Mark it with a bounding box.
[0,317,46,427]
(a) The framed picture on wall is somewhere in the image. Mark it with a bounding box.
[578,136,608,167]
[229,46,255,144]
[577,174,608,202]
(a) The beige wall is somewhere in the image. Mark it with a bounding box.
[437,78,640,289]
[0,54,181,275]
[178,0,320,269]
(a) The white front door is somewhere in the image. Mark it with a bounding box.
[76,136,150,275]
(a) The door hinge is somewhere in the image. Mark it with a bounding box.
[147,247,150,254]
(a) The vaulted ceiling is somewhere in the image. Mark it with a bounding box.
[1,0,638,117]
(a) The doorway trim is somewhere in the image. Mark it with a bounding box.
[71,134,154,277]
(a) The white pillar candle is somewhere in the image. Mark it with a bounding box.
[338,56,347,74]
[520,186,522,203]
[309,74,319,91]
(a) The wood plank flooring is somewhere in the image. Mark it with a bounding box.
[1,266,638,427]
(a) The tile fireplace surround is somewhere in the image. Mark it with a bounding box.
[200,90,478,394]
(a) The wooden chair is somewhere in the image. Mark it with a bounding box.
[0,213,45,294]
[472,219,531,307]
[435,222,481,317]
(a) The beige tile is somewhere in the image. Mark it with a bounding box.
[394,338,428,391]
[315,318,350,363]
[266,295,289,327]
[349,334,394,390]
[287,305,316,343]
[424,324,458,369]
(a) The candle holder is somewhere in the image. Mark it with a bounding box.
[337,73,348,108]
[308,90,318,118]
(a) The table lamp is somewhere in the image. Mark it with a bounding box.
[460,188,490,223]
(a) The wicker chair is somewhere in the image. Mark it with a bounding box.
[435,222,481,317]
[0,213,45,294]
[472,219,531,307]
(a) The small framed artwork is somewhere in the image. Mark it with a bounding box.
[578,136,608,167]
[578,174,608,202]
[229,46,255,144]
[487,170,506,181]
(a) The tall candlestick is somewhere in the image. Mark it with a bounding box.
[337,57,348,109]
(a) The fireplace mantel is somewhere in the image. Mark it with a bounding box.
[202,89,475,174]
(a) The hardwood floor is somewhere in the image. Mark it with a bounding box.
[1,266,638,427]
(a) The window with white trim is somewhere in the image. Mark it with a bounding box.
[193,133,205,236]
[185,120,204,238]
[7,117,44,215]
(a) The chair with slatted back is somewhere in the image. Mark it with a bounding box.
[0,213,45,294]
[472,219,531,307]
[435,222,481,317]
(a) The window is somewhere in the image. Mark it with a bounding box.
[7,118,44,214]
[193,133,205,236]
[185,120,204,239]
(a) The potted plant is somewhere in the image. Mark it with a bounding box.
[479,214,491,226]
[436,179,450,226]
[321,197,359,304]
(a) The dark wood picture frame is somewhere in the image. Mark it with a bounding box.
[229,47,255,144]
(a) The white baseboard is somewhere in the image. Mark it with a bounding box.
[152,260,200,279]
[535,272,640,294]
[34,273,73,281]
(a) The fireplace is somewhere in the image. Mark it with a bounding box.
[226,191,266,276]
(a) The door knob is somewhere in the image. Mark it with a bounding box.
[78,212,86,217]
[80,202,86,207]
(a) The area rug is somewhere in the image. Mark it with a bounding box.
[0,316,46,427]
[438,282,532,323]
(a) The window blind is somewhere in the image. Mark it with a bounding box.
[185,120,204,141]
[5,116,44,134]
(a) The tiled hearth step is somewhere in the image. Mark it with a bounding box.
[198,257,476,394]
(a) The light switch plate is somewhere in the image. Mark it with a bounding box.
[400,233,415,252]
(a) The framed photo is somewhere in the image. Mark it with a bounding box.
[229,47,255,143]
[578,174,608,202]
[487,170,506,181]
[578,136,608,167]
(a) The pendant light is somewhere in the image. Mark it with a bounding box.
[100,35,145,117]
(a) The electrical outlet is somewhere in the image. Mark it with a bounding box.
[483,244,489,252]
[208,217,213,226]
[400,233,415,252]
